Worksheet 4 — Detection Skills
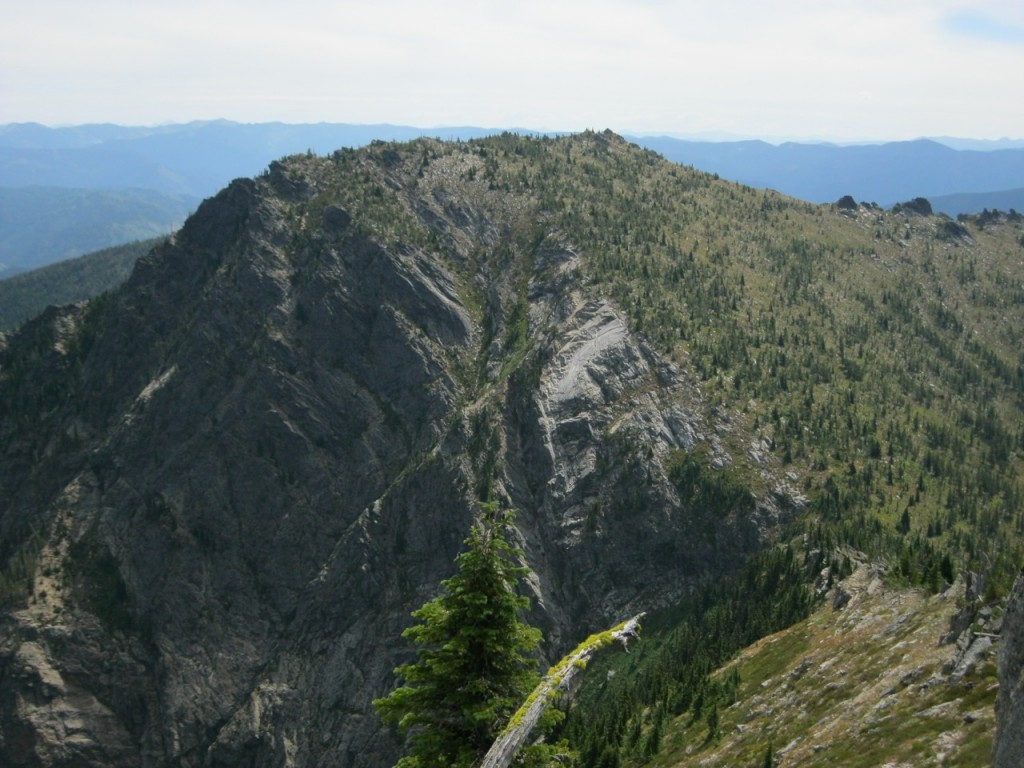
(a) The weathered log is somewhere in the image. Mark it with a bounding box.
[477,613,645,768]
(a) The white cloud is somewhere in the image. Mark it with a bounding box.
[1,0,1021,139]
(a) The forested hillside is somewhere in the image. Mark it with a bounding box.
[0,237,164,330]
[430,131,1023,585]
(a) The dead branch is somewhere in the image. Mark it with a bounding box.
[478,613,644,768]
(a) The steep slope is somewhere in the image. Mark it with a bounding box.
[0,135,795,767]
[647,565,1001,767]
[0,132,1021,767]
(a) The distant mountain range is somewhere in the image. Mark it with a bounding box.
[927,187,1024,217]
[1,121,1022,273]
[0,186,192,278]
[626,135,1024,211]
[3,121,1022,204]
[0,121,516,198]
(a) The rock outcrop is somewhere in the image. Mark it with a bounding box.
[0,136,799,767]
[995,569,1024,768]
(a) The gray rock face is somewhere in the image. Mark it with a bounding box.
[0,141,797,767]
[995,569,1024,768]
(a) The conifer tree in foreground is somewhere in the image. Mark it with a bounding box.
[374,506,547,768]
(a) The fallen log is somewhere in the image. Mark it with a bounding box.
[478,613,645,768]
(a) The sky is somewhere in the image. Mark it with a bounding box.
[2,0,1023,141]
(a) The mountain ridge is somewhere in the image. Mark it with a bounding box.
[0,131,1021,767]
[1,134,784,765]
[3,122,1022,279]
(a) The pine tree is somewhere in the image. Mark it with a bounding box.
[705,702,720,744]
[374,506,543,768]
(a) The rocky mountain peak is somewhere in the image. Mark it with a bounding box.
[0,134,800,766]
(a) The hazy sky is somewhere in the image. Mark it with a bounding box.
[3,0,1023,140]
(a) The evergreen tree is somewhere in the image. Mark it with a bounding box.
[705,702,720,744]
[374,506,543,768]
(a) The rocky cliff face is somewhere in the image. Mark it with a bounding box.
[995,569,1024,767]
[0,136,799,766]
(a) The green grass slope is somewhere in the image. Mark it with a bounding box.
[649,564,998,767]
